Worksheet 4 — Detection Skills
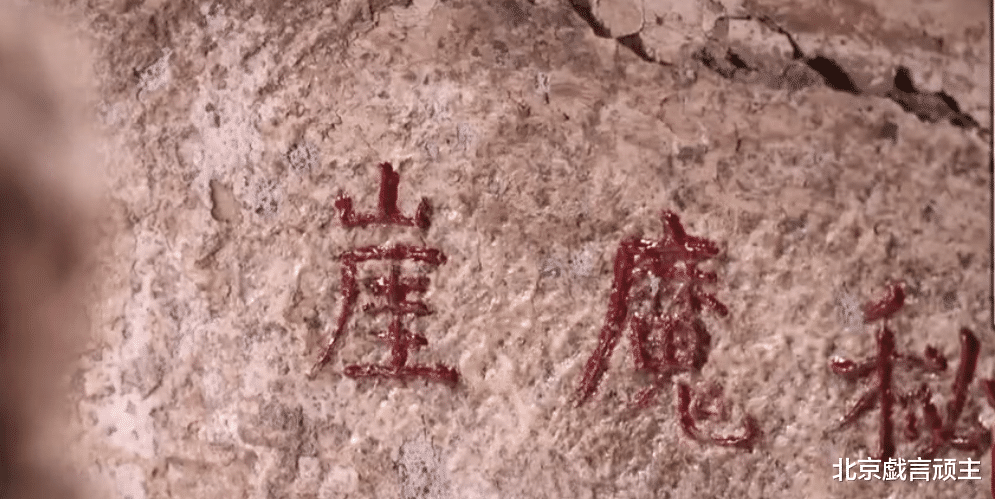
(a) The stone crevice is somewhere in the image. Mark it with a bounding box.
[565,3,986,137]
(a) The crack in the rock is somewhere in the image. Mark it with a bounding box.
[567,0,610,38]
[370,0,413,11]
[887,66,980,129]
[751,16,972,125]
[739,16,860,95]
[616,33,654,63]
[894,66,916,93]
[726,51,750,72]
[567,0,656,63]
[566,5,984,135]
[692,46,748,79]
[805,56,859,95]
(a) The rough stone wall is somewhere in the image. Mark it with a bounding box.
[26,0,993,498]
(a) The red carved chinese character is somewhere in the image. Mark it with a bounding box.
[334,162,432,229]
[831,283,990,460]
[576,210,759,450]
[309,163,458,386]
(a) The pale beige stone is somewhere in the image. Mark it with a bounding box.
[629,0,714,64]
[1,0,989,498]
[594,0,644,37]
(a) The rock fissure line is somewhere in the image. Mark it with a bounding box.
[565,1,985,137]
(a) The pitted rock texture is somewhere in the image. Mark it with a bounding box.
[29,0,993,498]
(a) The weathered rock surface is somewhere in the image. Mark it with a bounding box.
[24,0,992,497]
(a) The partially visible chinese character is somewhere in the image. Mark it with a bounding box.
[983,379,995,497]
[309,163,458,387]
[333,162,432,229]
[830,283,990,459]
[575,210,758,449]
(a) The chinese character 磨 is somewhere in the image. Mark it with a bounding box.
[575,210,758,449]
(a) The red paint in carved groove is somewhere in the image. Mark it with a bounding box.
[832,283,990,460]
[576,211,726,404]
[575,210,757,450]
[310,163,457,386]
[334,162,432,229]
[309,244,458,386]
[677,383,759,450]
[862,283,904,323]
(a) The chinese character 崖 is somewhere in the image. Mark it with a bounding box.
[308,162,458,387]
